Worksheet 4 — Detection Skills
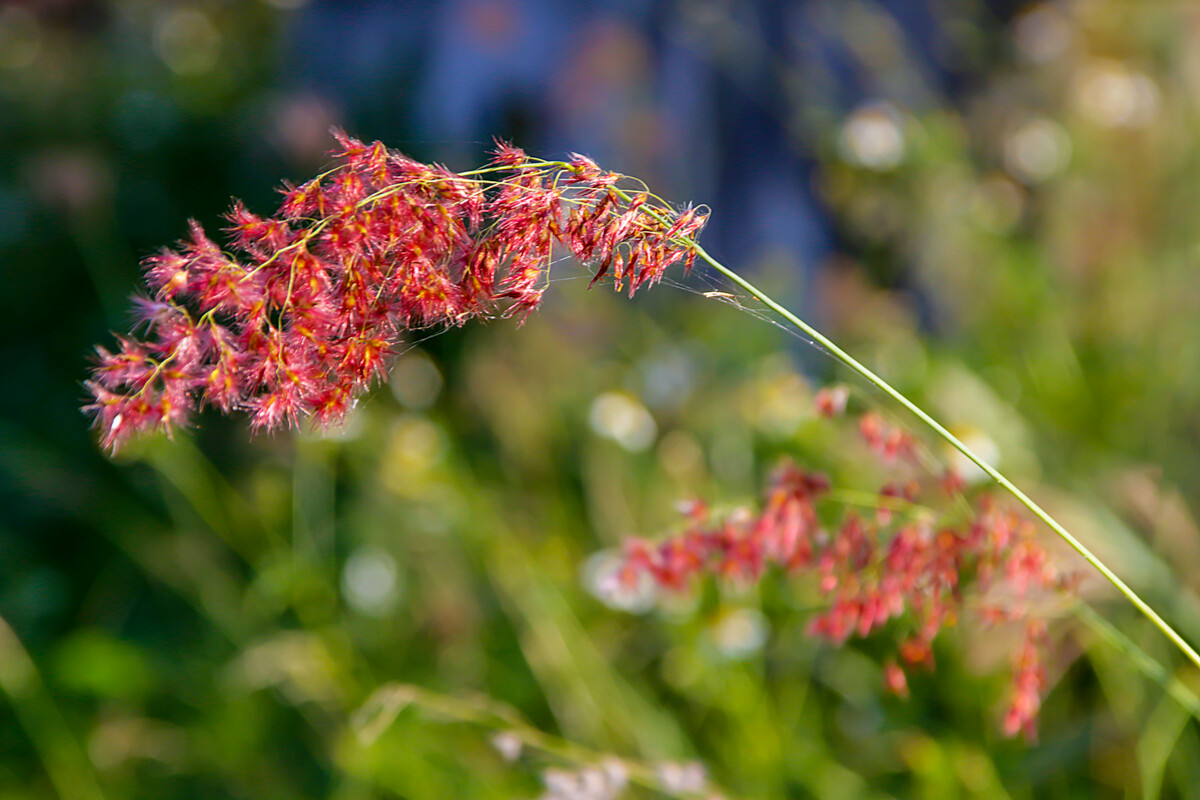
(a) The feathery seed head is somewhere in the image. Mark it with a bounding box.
[85,130,708,452]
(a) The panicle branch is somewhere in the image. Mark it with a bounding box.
[85,131,707,451]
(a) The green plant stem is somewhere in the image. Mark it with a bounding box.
[690,242,1200,674]
[821,489,938,521]
[0,614,107,800]
[1072,601,1200,720]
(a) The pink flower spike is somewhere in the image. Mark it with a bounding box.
[608,445,1073,738]
[85,133,704,452]
[884,662,910,698]
[490,138,527,167]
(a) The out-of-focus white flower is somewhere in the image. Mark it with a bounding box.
[1013,4,1073,63]
[582,550,656,613]
[840,104,906,171]
[590,392,657,452]
[710,608,769,660]
[1075,60,1159,127]
[1005,118,1071,183]
[656,760,708,794]
[490,731,522,763]
[342,547,402,617]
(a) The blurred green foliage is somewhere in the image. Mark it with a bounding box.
[4,1,1200,799]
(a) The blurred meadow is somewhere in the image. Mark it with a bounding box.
[3,0,1200,797]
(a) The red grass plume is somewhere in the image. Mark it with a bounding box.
[85,131,706,451]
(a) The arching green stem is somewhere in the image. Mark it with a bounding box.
[690,242,1200,673]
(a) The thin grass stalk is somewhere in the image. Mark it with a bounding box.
[1072,601,1200,720]
[683,240,1200,674]
[0,614,107,800]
